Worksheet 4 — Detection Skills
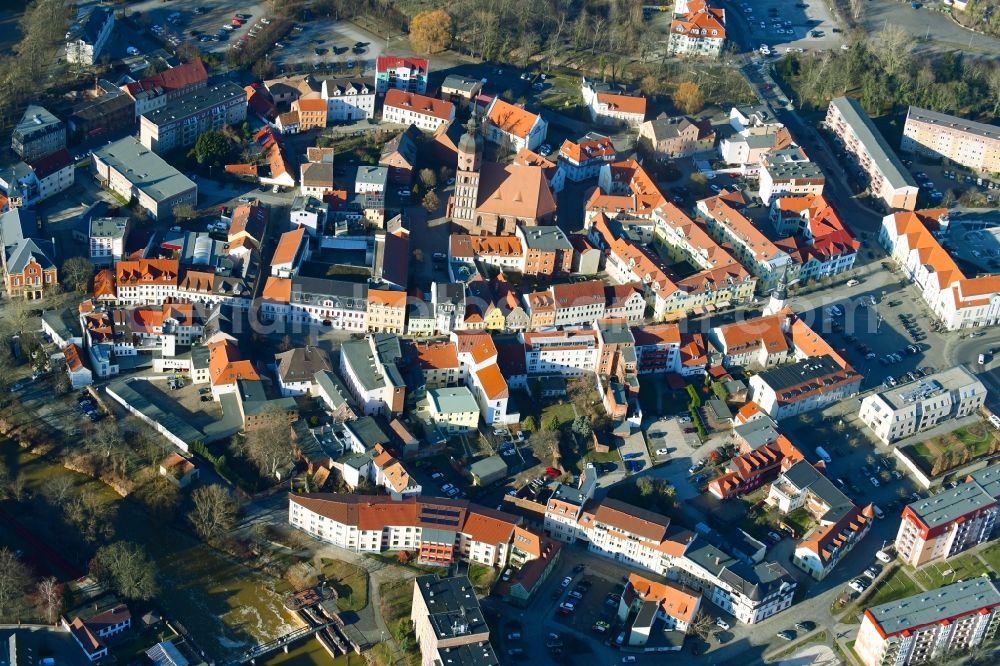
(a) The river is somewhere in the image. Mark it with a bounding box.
[259,636,358,666]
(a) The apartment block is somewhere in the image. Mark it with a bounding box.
[522,329,600,377]
[826,96,919,211]
[859,367,986,444]
[667,0,727,58]
[749,354,862,420]
[375,56,428,95]
[320,78,376,121]
[901,106,1000,174]
[382,90,454,132]
[516,224,573,276]
[894,467,1000,567]
[288,493,517,569]
[140,82,247,153]
[854,579,1000,666]
[339,334,405,416]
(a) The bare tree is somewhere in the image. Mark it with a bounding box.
[64,488,117,544]
[0,548,31,622]
[42,475,76,505]
[36,577,62,624]
[871,26,912,78]
[244,407,294,480]
[189,484,238,543]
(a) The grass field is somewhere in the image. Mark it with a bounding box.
[865,569,922,608]
[540,401,576,428]
[319,558,369,613]
[468,562,497,595]
[980,541,1000,574]
[911,553,988,590]
[378,579,421,666]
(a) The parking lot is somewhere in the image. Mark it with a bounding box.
[126,0,270,54]
[732,0,844,54]
[642,416,717,501]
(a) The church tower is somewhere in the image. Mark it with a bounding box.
[451,114,482,228]
[764,263,789,316]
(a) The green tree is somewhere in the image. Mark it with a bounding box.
[546,415,561,431]
[90,542,159,601]
[522,415,537,432]
[192,130,231,167]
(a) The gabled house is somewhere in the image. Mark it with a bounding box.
[0,208,57,299]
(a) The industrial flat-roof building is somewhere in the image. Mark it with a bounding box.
[91,138,197,221]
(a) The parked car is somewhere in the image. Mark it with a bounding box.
[795,621,816,632]
[776,630,796,641]
[849,579,868,593]
[561,576,572,588]
[715,618,730,630]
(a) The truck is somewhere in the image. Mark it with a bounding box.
[815,446,832,464]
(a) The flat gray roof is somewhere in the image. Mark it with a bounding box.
[867,578,1000,637]
[906,106,1000,142]
[519,224,572,252]
[765,160,824,180]
[874,366,982,411]
[142,81,245,126]
[429,386,478,414]
[830,96,917,191]
[906,482,996,529]
[93,138,197,203]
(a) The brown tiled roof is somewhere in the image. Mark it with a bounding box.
[585,498,669,542]
[384,89,454,121]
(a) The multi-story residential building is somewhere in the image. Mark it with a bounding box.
[619,574,702,637]
[320,78,376,121]
[0,209,57,299]
[631,324,681,374]
[826,96,919,211]
[550,280,607,327]
[12,105,65,163]
[552,133,616,190]
[759,158,825,205]
[89,217,130,267]
[92,138,197,221]
[769,194,859,282]
[65,7,114,65]
[382,90,454,132]
[270,227,309,278]
[411,575,499,666]
[274,346,333,397]
[894,466,1000,567]
[379,126,420,185]
[140,82,247,153]
[367,289,407,334]
[432,282,466,334]
[291,96,327,131]
[449,234,524,273]
[299,162,335,198]
[408,340,461,389]
[698,193,793,291]
[859,367,986,444]
[516,224,573,276]
[375,56,429,95]
[854,579,1000,666]
[114,259,179,306]
[766,460,874,580]
[578,499,680,574]
[639,115,715,158]
[355,166,388,194]
[68,85,135,141]
[276,277,368,330]
[1,149,75,206]
[522,329,600,377]
[667,0,727,58]
[604,284,646,324]
[750,354,862,420]
[676,538,797,625]
[901,106,1000,174]
[121,60,209,119]
[880,208,1000,331]
[708,434,803,500]
[710,312,792,369]
[426,386,480,433]
[339,334,405,416]
[581,79,647,127]
[484,98,548,152]
[288,493,517,568]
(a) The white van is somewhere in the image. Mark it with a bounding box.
[846,278,860,287]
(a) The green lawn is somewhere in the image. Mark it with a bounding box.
[911,553,988,590]
[319,558,369,613]
[865,569,922,608]
[468,563,498,595]
[781,507,814,539]
[541,401,576,428]
[979,541,1000,574]
[904,423,998,475]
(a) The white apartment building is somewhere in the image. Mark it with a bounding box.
[338,334,405,416]
[321,78,376,122]
[484,98,548,152]
[858,367,986,444]
[288,493,516,569]
[114,259,179,306]
[854,579,1000,666]
[749,355,861,420]
[521,330,600,377]
[65,7,114,65]
[666,0,727,58]
[881,209,1000,331]
[381,90,454,132]
[901,106,1000,174]
[89,217,130,266]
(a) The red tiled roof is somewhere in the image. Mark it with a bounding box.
[384,89,454,121]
